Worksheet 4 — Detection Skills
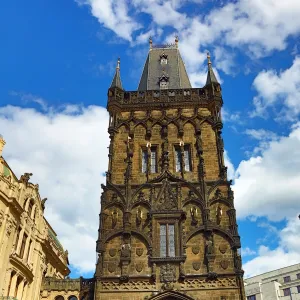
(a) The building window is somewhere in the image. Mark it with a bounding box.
[174,144,192,172]
[297,273,300,279]
[68,296,78,300]
[142,146,157,174]
[247,296,256,300]
[160,224,175,257]
[297,285,300,293]
[284,276,291,283]
[160,81,168,89]
[19,233,28,258]
[55,297,65,300]
[160,53,168,65]
[28,200,34,218]
[283,288,291,296]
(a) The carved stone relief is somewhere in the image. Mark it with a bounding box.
[192,262,201,271]
[160,264,176,283]
[136,248,143,256]
[219,243,227,254]
[220,259,229,270]
[135,262,144,273]
[192,245,200,255]
[107,262,117,273]
[109,248,117,257]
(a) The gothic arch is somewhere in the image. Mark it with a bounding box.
[148,290,195,300]
[184,226,235,246]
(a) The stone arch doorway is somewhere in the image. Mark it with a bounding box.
[148,291,195,300]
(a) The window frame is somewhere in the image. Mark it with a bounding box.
[174,144,192,173]
[283,288,291,296]
[297,273,300,280]
[247,295,256,300]
[283,275,291,283]
[141,145,158,174]
[297,285,300,293]
[159,223,176,258]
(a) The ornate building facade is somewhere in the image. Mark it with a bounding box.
[94,39,245,299]
[0,136,70,300]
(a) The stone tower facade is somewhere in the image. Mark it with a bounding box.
[95,40,245,300]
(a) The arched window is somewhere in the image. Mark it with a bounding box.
[68,296,78,300]
[27,200,34,218]
[55,296,64,300]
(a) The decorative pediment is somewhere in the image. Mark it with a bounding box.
[155,179,177,211]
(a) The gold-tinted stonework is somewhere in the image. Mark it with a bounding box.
[95,46,246,300]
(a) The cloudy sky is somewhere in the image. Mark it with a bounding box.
[1,0,300,278]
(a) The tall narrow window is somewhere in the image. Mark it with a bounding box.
[15,227,21,250]
[28,200,33,218]
[297,285,300,293]
[283,276,291,283]
[247,296,256,300]
[142,146,157,174]
[283,288,291,296]
[19,233,28,259]
[160,224,175,257]
[174,144,192,172]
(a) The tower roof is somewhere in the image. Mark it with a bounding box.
[110,58,123,90]
[205,52,219,86]
[138,38,192,91]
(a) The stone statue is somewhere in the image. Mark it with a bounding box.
[136,207,142,226]
[20,172,33,185]
[190,206,198,226]
[205,235,214,256]
[121,243,131,258]
[111,208,118,228]
[216,205,222,225]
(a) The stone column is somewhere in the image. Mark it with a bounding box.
[2,268,12,296]
[8,273,18,297]
[16,279,25,300]
[22,282,28,300]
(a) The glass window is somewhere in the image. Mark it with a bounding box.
[174,145,192,172]
[55,297,65,300]
[297,273,300,279]
[28,200,34,218]
[160,224,175,257]
[142,146,157,174]
[283,288,291,296]
[284,276,291,283]
[247,296,256,300]
[19,233,28,258]
[160,81,168,89]
[68,297,78,300]
[297,285,300,293]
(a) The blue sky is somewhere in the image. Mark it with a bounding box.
[1,0,300,278]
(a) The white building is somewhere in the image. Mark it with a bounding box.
[244,263,300,300]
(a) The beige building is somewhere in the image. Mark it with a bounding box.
[0,136,70,300]
[244,263,300,300]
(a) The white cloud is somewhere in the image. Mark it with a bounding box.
[234,122,300,221]
[241,247,256,257]
[251,56,300,120]
[0,104,109,274]
[243,218,300,278]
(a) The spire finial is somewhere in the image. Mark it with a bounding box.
[110,57,123,89]
[149,37,153,50]
[207,52,211,65]
[175,36,179,48]
[117,57,120,70]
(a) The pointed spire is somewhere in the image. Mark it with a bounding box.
[206,52,219,86]
[149,37,153,50]
[175,36,179,48]
[110,57,123,89]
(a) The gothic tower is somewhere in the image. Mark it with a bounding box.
[95,39,245,300]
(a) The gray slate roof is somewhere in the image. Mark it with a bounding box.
[138,47,192,91]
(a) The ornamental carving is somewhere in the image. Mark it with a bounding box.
[109,248,117,257]
[136,248,143,256]
[160,264,176,283]
[155,179,177,211]
[5,216,15,236]
[219,243,228,254]
[192,245,200,255]
[192,262,201,271]
[220,259,229,270]
[107,262,117,273]
[101,280,154,291]
[135,262,144,273]
[181,277,237,289]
